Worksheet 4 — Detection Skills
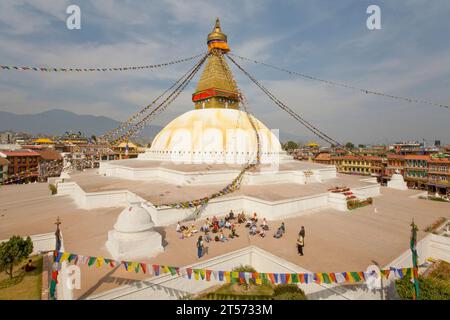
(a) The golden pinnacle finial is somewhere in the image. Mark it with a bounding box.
[214,17,221,32]
[207,17,229,52]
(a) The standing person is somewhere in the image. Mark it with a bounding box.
[299,226,305,238]
[197,236,204,259]
[297,235,304,256]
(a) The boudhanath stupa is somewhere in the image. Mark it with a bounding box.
[3,18,449,302]
[56,19,381,259]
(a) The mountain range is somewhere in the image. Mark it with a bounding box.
[0,109,163,142]
[0,109,309,143]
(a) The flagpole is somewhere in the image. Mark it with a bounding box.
[49,217,62,300]
[410,219,420,300]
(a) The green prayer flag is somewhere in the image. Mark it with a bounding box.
[322,273,332,284]
[88,257,97,266]
[350,272,361,282]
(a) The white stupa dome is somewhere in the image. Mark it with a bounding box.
[114,202,154,233]
[140,108,282,164]
[138,20,287,165]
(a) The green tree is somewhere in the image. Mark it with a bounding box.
[284,141,298,150]
[358,144,366,148]
[273,284,307,300]
[0,235,33,279]
[345,142,355,149]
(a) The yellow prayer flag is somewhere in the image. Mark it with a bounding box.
[60,252,70,263]
[128,262,137,272]
[96,257,104,268]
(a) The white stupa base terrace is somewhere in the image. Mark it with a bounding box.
[138,149,294,164]
[57,160,381,227]
[97,158,336,186]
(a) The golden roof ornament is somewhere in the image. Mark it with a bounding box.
[207,18,230,52]
[192,18,239,110]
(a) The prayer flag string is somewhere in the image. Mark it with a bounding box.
[52,250,415,286]
[0,53,204,73]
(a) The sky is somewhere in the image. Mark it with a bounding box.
[0,0,449,145]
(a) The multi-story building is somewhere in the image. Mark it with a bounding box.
[355,145,388,157]
[314,152,331,165]
[427,158,449,197]
[385,154,405,177]
[0,157,9,184]
[0,149,41,183]
[330,155,383,177]
[113,142,141,160]
[36,149,63,181]
[404,155,429,189]
[0,132,14,144]
[390,141,423,155]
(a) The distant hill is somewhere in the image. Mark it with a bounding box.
[0,109,313,145]
[0,109,163,141]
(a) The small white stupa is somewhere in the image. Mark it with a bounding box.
[106,201,163,260]
[387,169,408,190]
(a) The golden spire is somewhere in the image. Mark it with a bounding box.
[207,17,230,52]
[193,19,239,110]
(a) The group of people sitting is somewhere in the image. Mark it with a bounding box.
[176,222,199,239]
[236,212,269,238]
[177,210,240,242]
[177,210,286,242]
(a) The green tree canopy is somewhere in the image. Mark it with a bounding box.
[283,141,299,150]
[0,235,33,279]
[345,142,355,149]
